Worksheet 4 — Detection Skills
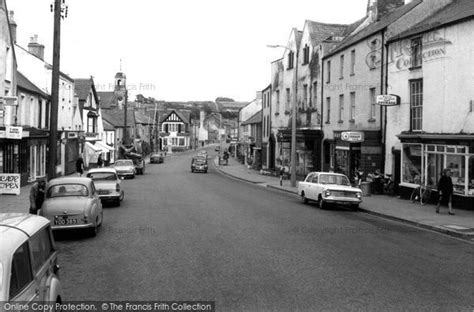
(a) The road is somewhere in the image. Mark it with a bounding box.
[55,147,474,311]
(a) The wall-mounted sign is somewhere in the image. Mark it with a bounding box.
[376,94,400,106]
[68,132,78,139]
[6,126,23,139]
[340,131,365,143]
[0,174,21,195]
[0,96,18,106]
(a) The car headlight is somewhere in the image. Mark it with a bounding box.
[356,192,362,199]
[324,190,331,197]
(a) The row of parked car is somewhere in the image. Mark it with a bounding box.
[0,152,166,304]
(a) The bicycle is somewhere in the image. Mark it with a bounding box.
[410,177,432,205]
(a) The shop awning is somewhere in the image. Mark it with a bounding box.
[95,141,115,152]
[85,142,101,152]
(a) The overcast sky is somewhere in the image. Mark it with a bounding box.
[8,0,367,102]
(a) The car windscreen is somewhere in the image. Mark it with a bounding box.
[319,174,351,186]
[115,160,133,166]
[193,158,207,165]
[47,184,89,198]
[87,172,117,181]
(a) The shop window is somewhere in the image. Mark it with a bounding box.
[469,157,474,195]
[447,154,466,194]
[402,144,422,184]
[426,153,443,188]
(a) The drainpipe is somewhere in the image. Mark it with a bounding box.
[320,51,325,172]
[380,30,386,174]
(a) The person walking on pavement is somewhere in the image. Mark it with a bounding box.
[76,155,84,176]
[97,154,103,168]
[29,178,46,215]
[436,168,454,215]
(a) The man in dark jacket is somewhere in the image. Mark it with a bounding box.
[436,168,454,215]
[29,178,46,215]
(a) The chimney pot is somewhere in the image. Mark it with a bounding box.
[28,34,45,60]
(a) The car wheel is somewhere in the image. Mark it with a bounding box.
[351,204,359,211]
[301,192,308,204]
[115,198,121,207]
[131,174,135,179]
[205,170,208,173]
[191,169,194,173]
[89,218,99,237]
[319,197,326,209]
[120,191,124,201]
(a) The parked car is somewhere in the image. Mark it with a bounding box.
[191,155,208,173]
[0,213,61,303]
[114,159,136,179]
[297,172,362,210]
[86,168,124,207]
[150,152,165,164]
[40,177,103,237]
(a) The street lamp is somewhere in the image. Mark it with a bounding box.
[267,44,298,187]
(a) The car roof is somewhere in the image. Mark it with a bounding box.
[87,168,117,174]
[47,176,92,186]
[115,159,133,162]
[0,213,50,255]
[310,172,348,177]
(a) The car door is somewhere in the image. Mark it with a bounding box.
[9,241,39,306]
[302,173,314,199]
[308,174,320,200]
[90,182,102,220]
[29,225,60,302]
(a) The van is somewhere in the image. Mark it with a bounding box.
[0,213,61,304]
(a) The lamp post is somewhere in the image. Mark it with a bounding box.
[267,44,298,187]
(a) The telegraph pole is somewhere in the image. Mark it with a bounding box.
[47,0,67,181]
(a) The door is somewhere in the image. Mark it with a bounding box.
[9,242,39,305]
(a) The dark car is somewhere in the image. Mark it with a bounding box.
[191,156,208,173]
[150,152,165,164]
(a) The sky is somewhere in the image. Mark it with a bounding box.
[8,0,367,102]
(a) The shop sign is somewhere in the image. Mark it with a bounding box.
[376,95,400,106]
[68,132,78,139]
[6,126,23,139]
[0,174,21,195]
[340,131,364,143]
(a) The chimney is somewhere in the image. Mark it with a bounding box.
[28,35,45,60]
[8,11,17,43]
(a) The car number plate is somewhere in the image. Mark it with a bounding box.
[54,216,78,225]
[98,190,110,195]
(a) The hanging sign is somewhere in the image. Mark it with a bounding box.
[0,174,21,195]
[376,94,400,106]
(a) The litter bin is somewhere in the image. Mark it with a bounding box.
[360,181,371,197]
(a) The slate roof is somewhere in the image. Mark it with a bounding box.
[241,110,262,125]
[97,92,116,109]
[17,71,49,98]
[134,111,153,125]
[74,78,93,101]
[324,0,422,58]
[306,20,348,46]
[388,0,474,42]
[101,109,135,128]
[102,119,115,131]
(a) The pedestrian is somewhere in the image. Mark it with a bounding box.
[279,166,285,186]
[29,177,46,215]
[97,154,103,168]
[436,168,454,215]
[76,155,84,176]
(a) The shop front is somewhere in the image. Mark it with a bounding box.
[398,134,474,209]
[333,130,382,182]
[277,129,322,178]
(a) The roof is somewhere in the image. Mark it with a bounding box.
[324,0,422,58]
[97,92,116,109]
[160,110,190,124]
[134,111,153,124]
[389,0,474,42]
[47,176,93,186]
[87,167,118,174]
[306,20,348,46]
[102,109,135,128]
[241,110,262,125]
[17,71,49,98]
[102,119,115,131]
[74,78,97,101]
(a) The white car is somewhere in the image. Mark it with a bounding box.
[297,172,362,210]
[87,168,124,207]
[114,159,136,179]
[0,213,62,303]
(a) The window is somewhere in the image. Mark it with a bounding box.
[287,51,294,69]
[38,100,43,128]
[179,138,185,146]
[338,94,344,122]
[275,90,280,113]
[326,60,331,83]
[311,82,317,108]
[45,101,50,129]
[402,144,422,184]
[303,84,308,109]
[369,88,377,120]
[303,44,310,65]
[350,50,356,75]
[326,97,331,123]
[30,227,54,272]
[9,242,34,299]
[410,79,423,131]
[350,92,356,121]
[285,88,291,112]
[339,55,344,79]
[411,37,422,68]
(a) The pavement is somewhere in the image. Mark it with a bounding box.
[215,155,474,242]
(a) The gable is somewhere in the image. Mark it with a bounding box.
[164,111,184,123]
